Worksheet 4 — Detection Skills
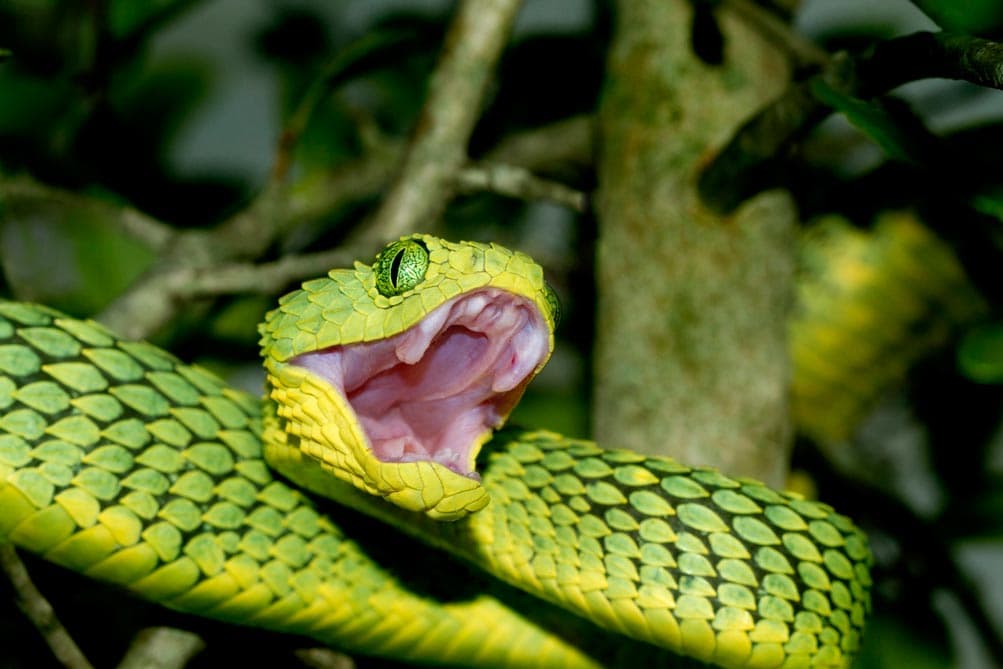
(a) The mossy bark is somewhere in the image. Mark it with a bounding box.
[594,0,796,487]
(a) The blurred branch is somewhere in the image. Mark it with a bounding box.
[287,114,592,231]
[722,0,828,68]
[92,25,430,338]
[177,116,591,298]
[178,248,359,298]
[143,166,588,301]
[116,627,205,669]
[483,114,593,169]
[700,31,1003,213]
[15,0,598,341]
[97,0,525,340]
[0,546,94,669]
[4,111,586,340]
[455,163,587,211]
[363,0,525,245]
[294,648,356,669]
[855,31,1003,94]
[0,176,175,250]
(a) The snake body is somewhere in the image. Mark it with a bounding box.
[0,301,597,667]
[791,211,984,442]
[0,236,874,668]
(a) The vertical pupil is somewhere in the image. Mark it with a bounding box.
[389,248,405,287]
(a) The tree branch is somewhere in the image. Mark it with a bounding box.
[0,176,175,251]
[363,0,525,245]
[294,648,356,669]
[116,627,205,669]
[6,2,587,343]
[284,114,593,235]
[95,0,525,340]
[96,120,588,316]
[699,31,1003,213]
[0,546,94,669]
[722,0,828,69]
[455,163,587,211]
[482,114,593,170]
[181,248,359,298]
[0,112,585,342]
[857,31,1003,95]
[170,167,587,300]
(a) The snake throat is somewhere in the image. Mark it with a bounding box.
[290,288,550,478]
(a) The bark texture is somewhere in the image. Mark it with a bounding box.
[594,0,797,487]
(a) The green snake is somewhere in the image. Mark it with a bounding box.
[0,234,877,668]
[791,211,984,443]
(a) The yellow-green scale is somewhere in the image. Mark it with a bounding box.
[317,429,873,669]
[791,212,985,442]
[472,431,872,669]
[0,302,598,669]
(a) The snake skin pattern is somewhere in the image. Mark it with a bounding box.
[0,301,599,668]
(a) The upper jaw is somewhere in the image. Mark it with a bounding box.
[290,288,551,478]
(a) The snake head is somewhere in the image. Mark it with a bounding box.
[259,235,558,520]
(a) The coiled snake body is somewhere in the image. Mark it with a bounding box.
[0,236,872,668]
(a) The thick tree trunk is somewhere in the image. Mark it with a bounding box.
[594,0,796,487]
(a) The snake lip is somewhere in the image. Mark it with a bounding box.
[291,288,550,478]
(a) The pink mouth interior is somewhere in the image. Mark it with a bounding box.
[290,289,550,478]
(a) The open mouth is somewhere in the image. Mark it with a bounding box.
[290,288,550,478]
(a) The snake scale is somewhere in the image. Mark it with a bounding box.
[791,211,984,443]
[0,234,881,668]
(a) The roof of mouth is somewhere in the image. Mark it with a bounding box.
[291,288,551,477]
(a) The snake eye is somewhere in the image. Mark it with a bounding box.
[375,239,430,297]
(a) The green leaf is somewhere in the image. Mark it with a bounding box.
[809,79,922,164]
[0,192,156,314]
[107,0,188,40]
[958,322,1003,383]
[971,186,1003,223]
[910,1,1003,38]
[0,71,78,140]
[207,296,272,344]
